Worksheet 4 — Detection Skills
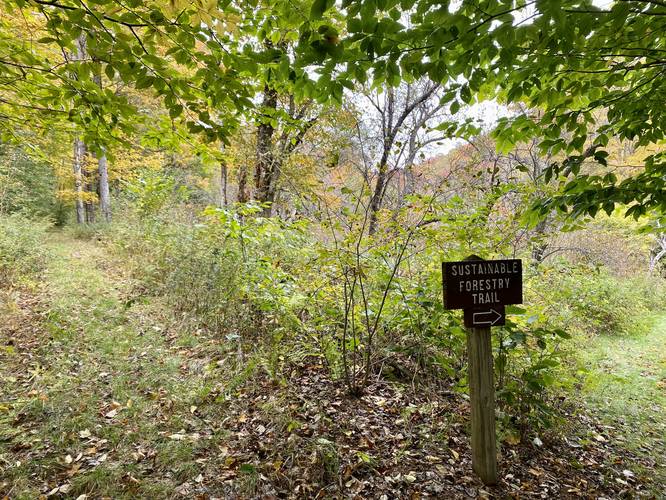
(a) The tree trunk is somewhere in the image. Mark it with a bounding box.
[649,234,666,274]
[404,166,416,198]
[84,161,96,224]
[260,158,281,217]
[237,161,249,203]
[83,149,96,224]
[254,77,316,216]
[531,218,549,265]
[368,156,389,235]
[73,138,85,224]
[220,158,228,207]
[92,59,111,222]
[72,35,88,224]
[73,33,97,224]
[255,85,278,215]
[650,248,666,273]
[98,152,111,222]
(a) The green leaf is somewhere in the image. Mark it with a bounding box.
[449,100,460,115]
[310,0,333,20]
[169,104,183,119]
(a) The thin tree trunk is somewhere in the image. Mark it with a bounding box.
[220,159,228,207]
[72,35,88,224]
[84,164,96,224]
[92,66,111,222]
[368,158,389,235]
[73,138,85,224]
[74,33,96,224]
[649,234,666,273]
[98,152,111,221]
[531,218,548,265]
[237,161,249,203]
[261,159,281,217]
[83,149,96,224]
[650,249,666,273]
[368,87,395,235]
[404,166,415,198]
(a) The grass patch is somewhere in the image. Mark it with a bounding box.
[576,314,666,492]
[0,232,226,498]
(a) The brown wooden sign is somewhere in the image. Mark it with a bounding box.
[442,259,523,310]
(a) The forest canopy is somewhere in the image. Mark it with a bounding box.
[1,0,665,219]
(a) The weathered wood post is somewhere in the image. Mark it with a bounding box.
[442,255,523,486]
[467,324,497,484]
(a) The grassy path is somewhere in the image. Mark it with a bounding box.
[1,232,223,498]
[577,314,666,490]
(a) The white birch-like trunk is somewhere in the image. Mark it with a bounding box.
[73,138,85,224]
[98,152,111,221]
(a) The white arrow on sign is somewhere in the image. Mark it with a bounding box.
[472,308,503,326]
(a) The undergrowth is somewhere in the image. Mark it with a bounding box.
[101,199,666,439]
[0,213,51,289]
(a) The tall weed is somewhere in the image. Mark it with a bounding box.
[0,214,51,288]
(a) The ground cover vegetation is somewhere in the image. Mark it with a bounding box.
[1,0,666,497]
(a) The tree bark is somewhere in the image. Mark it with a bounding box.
[74,33,97,224]
[73,138,85,224]
[98,152,111,221]
[71,35,87,224]
[531,218,548,265]
[260,159,281,217]
[404,167,416,198]
[220,158,228,207]
[254,87,317,217]
[84,161,96,224]
[368,158,389,235]
[255,85,278,214]
[649,234,666,273]
[237,161,249,203]
[92,62,111,222]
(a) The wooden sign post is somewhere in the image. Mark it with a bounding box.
[442,255,523,486]
[467,324,497,485]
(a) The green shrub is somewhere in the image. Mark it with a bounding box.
[0,145,64,223]
[0,214,51,288]
[488,259,665,436]
[528,260,665,337]
[493,309,572,437]
[124,170,190,217]
[110,203,311,361]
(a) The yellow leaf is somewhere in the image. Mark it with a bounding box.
[504,433,521,445]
